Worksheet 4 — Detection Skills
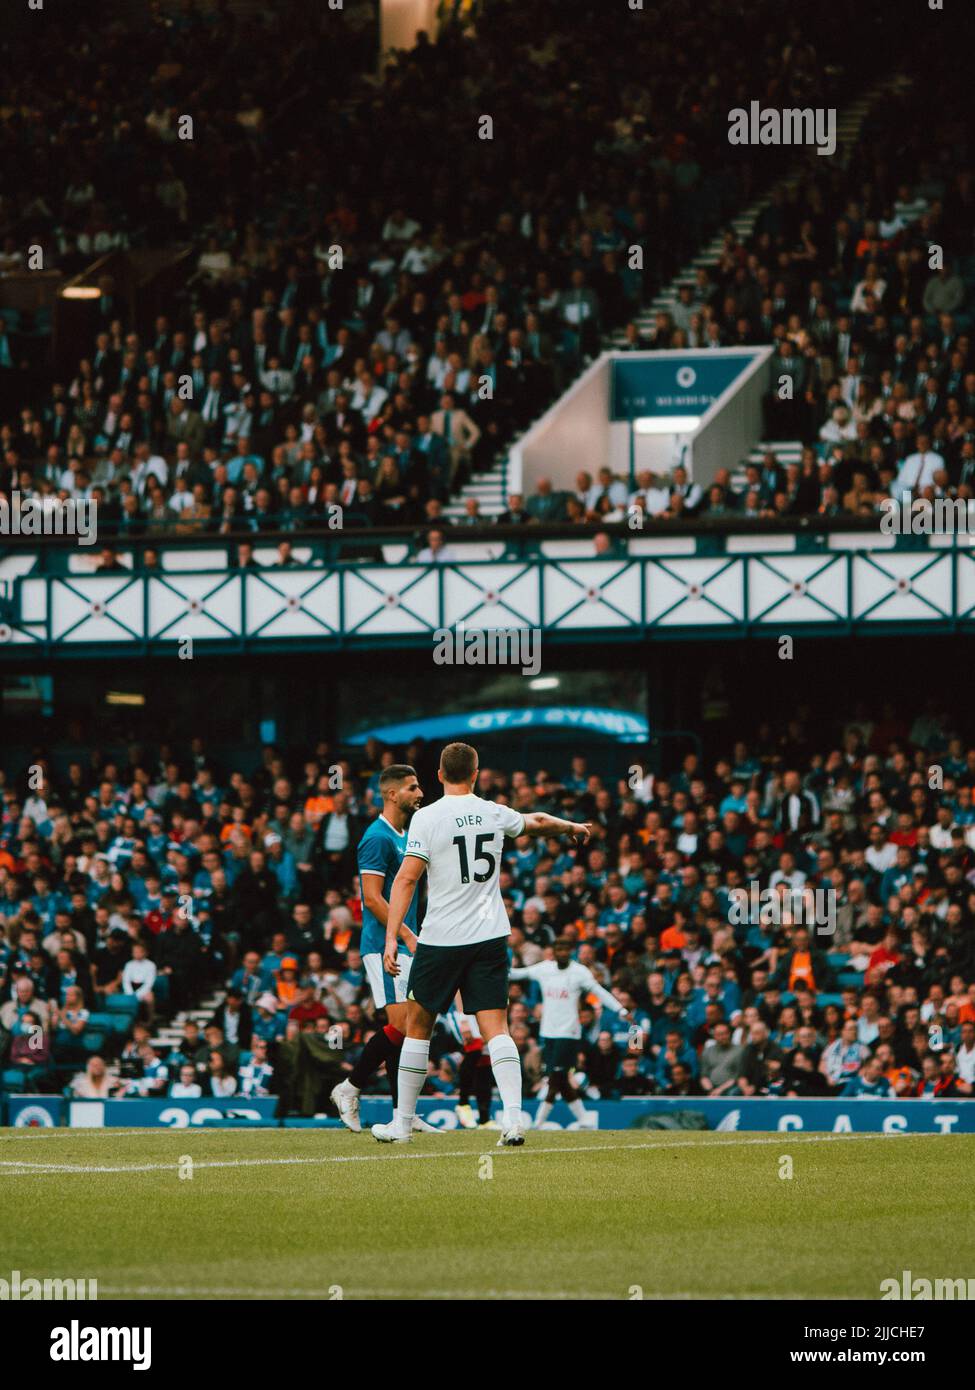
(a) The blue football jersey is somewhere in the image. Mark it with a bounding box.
[357,815,419,956]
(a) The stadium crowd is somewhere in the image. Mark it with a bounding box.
[544,73,975,528]
[2,703,975,1113]
[0,1,905,539]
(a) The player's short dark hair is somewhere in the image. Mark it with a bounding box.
[379,764,416,792]
[440,742,477,783]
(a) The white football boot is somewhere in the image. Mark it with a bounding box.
[371,1115,413,1143]
[497,1112,526,1147]
[330,1080,361,1133]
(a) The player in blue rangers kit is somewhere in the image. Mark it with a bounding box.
[331,764,434,1133]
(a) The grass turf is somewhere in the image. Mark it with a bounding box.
[1,1128,972,1300]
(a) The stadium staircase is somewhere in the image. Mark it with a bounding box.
[439,74,910,520]
[442,458,509,522]
[607,75,909,346]
[730,440,803,497]
[150,987,227,1059]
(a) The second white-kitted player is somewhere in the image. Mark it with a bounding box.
[511,936,630,1128]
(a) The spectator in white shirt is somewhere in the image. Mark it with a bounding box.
[416,528,458,564]
[769,852,808,892]
[895,434,945,496]
[628,470,671,516]
[584,467,629,513]
[929,805,956,850]
[350,371,388,422]
[375,317,413,358]
[669,464,703,512]
[260,359,295,401]
[381,209,420,242]
[426,340,451,392]
[400,235,436,276]
[206,1050,237,1097]
[956,1022,975,1086]
[71,1055,121,1099]
[167,476,196,515]
[122,941,158,1015]
[865,824,898,874]
[819,403,857,444]
[169,1064,203,1099]
[850,265,886,313]
[130,443,169,494]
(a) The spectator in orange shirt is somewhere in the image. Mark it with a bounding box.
[275,956,301,1007]
[219,806,253,844]
[875,1042,917,1097]
[660,909,689,954]
[303,771,337,825]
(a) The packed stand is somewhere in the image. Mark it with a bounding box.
[2,705,974,1110]
[0,2,901,540]
[580,76,975,526]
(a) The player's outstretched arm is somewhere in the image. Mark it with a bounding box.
[383,854,426,976]
[509,963,546,981]
[521,811,591,843]
[581,966,630,1020]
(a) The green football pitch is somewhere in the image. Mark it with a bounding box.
[2,1127,972,1300]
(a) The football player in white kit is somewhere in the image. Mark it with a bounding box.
[371,741,592,1147]
[511,936,630,1127]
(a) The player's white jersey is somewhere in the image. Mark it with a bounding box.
[405,793,525,946]
[510,959,624,1039]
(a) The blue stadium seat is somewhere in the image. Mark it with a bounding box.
[838,971,865,990]
[85,1012,116,1031]
[104,995,139,1016]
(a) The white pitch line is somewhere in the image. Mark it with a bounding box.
[96,1284,626,1301]
[0,1127,312,1142]
[0,1129,955,1176]
[74,1283,844,1301]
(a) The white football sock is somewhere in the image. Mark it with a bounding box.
[534,1100,553,1127]
[568,1098,588,1122]
[487,1033,522,1126]
[395,1037,430,1125]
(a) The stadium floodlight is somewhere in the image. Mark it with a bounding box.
[632,415,701,434]
[60,286,101,300]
